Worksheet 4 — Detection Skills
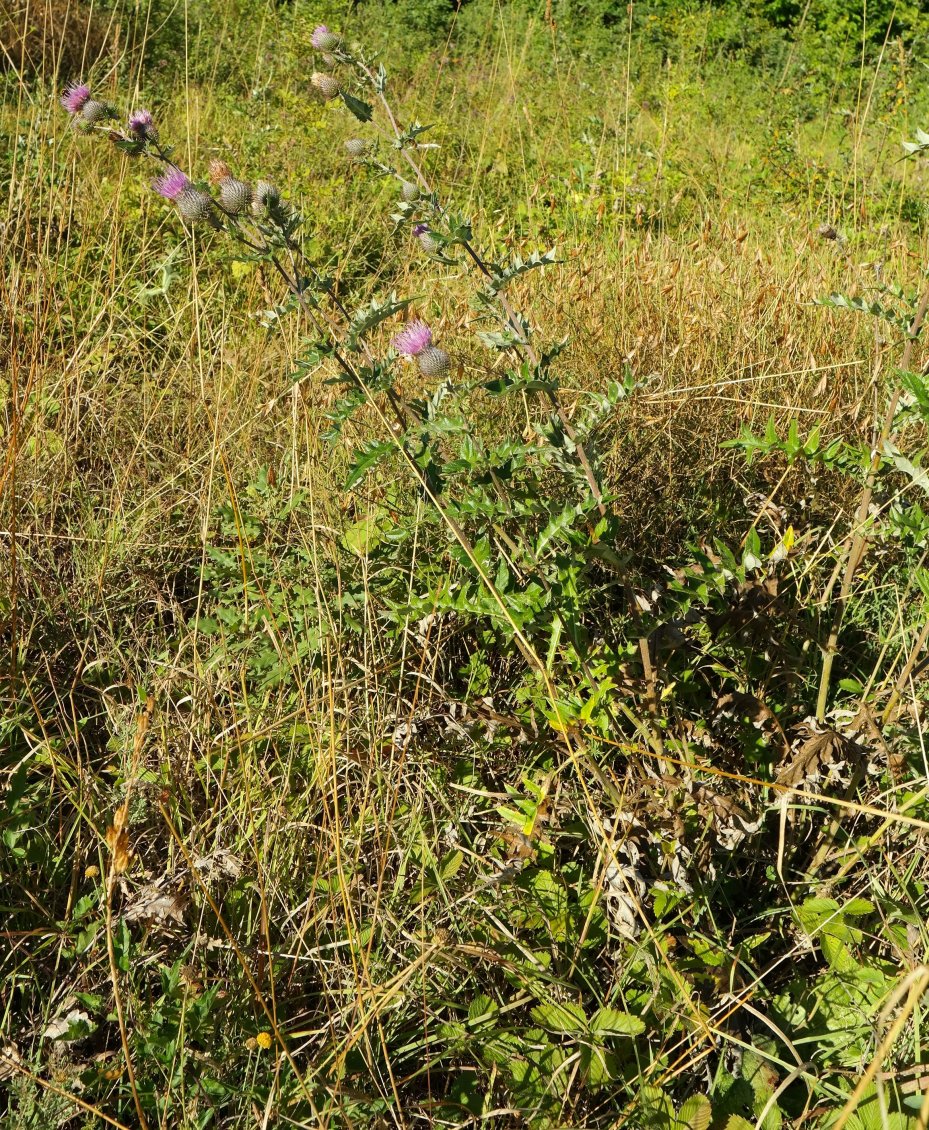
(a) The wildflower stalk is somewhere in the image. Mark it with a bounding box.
[816,284,929,723]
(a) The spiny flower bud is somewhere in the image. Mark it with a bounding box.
[208,159,252,214]
[321,52,338,68]
[417,346,450,377]
[311,25,340,50]
[344,138,370,158]
[311,72,340,101]
[400,180,420,202]
[413,223,440,254]
[177,187,221,227]
[252,179,287,221]
[79,99,115,126]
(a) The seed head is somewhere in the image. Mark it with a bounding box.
[311,25,340,50]
[413,223,440,254]
[128,109,155,139]
[417,346,450,378]
[400,180,420,202]
[344,138,370,158]
[208,159,231,183]
[61,83,91,114]
[311,72,340,101]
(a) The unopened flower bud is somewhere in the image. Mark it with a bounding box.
[80,99,115,126]
[413,223,440,254]
[416,346,450,377]
[344,138,370,158]
[321,52,338,68]
[400,180,420,202]
[311,25,340,50]
[177,187,221,228]
[251,180,281,217]
[208,160,252,214]
[311,72,340,101]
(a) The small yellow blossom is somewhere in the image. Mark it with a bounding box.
[255,1031,273,1050]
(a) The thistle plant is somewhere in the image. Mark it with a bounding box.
[58,31,654,759]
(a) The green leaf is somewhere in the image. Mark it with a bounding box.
[530,1001,587,1034]
[676,1095,712,1130]
[590,1007,645,1037]
[345,439,395,490]
[341,91,373,122]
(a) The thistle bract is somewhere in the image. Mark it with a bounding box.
[311,72,340,101]
[79,99,115,127]
[311,25,340,50]
[417,346,450,377]
[177,187,220,227]
[345,138,370,158]
[209,160,252,214]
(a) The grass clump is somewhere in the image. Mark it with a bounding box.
[3,1,929,1127]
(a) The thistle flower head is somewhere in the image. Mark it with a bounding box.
[393,319,433,357]
[413,223,440,253]
[128,109,155,138]
[311,72,340,101]
[61,83,91,114]
[344,138,370,158]
[400,180,420,202]
[311,25,340,50]
[153,169,190,201]
[412,223,430,237]
[79,99,115,126]
[176,186,220,227]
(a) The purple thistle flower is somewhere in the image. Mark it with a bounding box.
[153,169,190,201]
[412,223,429,238]
[128,109,155,138]
[61,83,91,114]
[393,319,433,357]
[311,25,340,50]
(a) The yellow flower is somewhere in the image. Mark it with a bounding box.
[255,1031,273,1050]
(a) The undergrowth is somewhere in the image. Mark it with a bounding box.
[3,1,929,1127]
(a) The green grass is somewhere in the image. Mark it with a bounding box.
[3,0,929,1126]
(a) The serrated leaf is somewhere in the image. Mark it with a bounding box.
[341,91,373,122]
[345,440,395,490]
[530,1000,587,1033]
[676,1095,712,1130]
[590,1007,645,1037]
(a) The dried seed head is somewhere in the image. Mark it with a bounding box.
[208,159,232,184]
[400,180,420,202]
[311,72,340,101]
[417,346,450,378]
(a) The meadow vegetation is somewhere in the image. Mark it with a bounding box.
[4,0,929,1125]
